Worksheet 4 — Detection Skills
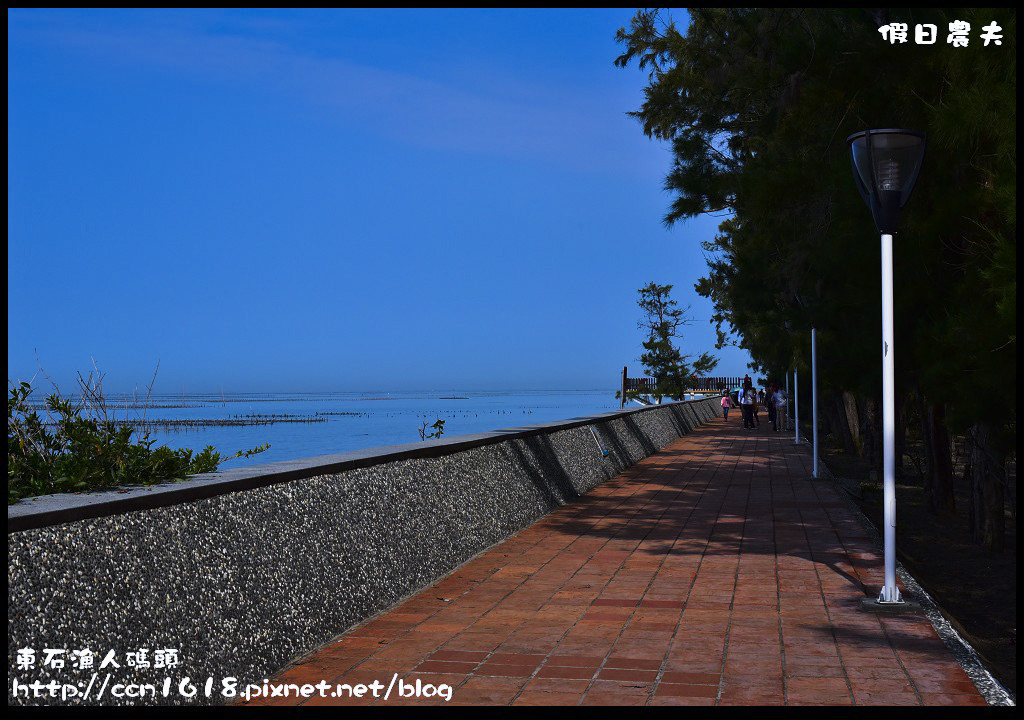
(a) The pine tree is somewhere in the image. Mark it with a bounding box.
[633,282,718,403]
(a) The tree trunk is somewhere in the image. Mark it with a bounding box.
[827,392,857,455]
[922,398,956,516]
[895,391,906,475]
[966,422,1005,553]
[858,395,882,474]
[842,391,861,455]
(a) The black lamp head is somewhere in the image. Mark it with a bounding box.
[846,129,926,234]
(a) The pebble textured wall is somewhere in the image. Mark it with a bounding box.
[8,398,718,705]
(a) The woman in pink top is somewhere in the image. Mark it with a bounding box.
[721,392,734,421]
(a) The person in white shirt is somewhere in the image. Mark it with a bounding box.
[740,381,755,429]
[773,386,788,432]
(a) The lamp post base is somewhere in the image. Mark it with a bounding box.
[859,597,924,614]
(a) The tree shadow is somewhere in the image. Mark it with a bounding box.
[803,620,954,656]
[500,433,584,508]
[534,442,876,597]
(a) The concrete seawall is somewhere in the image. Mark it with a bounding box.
[8,397,720,705]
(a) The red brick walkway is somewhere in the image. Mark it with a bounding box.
[243,418,988,706]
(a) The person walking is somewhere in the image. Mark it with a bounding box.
[773,385,788,432]
[720,391,734,422]
[767,384,778,431]
[740,380,755,429]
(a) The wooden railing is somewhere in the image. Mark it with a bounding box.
[624,377,657,392]
[689,376,745,392]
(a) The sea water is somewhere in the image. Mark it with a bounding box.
[90,390,642,469]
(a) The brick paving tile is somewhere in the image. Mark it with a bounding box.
[721,676,784,691]
[852,691,921,705]
[493,642,558,655]
[630,621,678,633]
[475,664,538,678]
[918,693,989,706]
[606,644,668,660]
[536,665,596,680]
[661,671,720,684]
[720,687,786,705]
[847,676,916,694]
[785,663,846,678]
[428,650,488,662]
[656,683,720,698]
[724,658,784,675]
[487,653,546,665]
[580,692,649,707]
[640,599,685,609]
[726,645,783,659]
[649,695,717,706]
[910,677,980,695]
[445,633,506,651]
[414,660,478,674]
[597,668,659,683]
[587,679,655,695]
[785,691,854,705]
[842,662,908,679]
[593,598,639,607]
[785,676,853,693]
[668,639,727,653]
[662,660,724,675]
[906,665,972,682]
[554,642,615,657]
[369,647,439,664]
[546,654,604,667]
[604,656,662,670]
[241,422,990,707]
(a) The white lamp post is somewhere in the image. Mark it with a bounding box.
[812,328,818,478]
[794,368,799,444]
[847,128,926,607]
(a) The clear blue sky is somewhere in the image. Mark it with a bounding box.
[8,8,755,393]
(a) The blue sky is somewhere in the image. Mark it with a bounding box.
[8,8,754,393]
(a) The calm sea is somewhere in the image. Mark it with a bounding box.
[89,390,640,469]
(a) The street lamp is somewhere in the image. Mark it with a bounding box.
[847,129,926,607]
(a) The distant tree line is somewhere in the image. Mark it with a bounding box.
[616,8,1015,551]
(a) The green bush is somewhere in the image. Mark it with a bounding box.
[7,379,267,504]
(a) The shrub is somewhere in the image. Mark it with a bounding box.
[8,376,267,503]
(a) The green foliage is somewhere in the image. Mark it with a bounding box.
[418,417,446,441]
[615,8,1015,448]
[629,282,718,403]
[7,379,269,504]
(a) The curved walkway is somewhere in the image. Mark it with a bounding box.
[242,416,988,706]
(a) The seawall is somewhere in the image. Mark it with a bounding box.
[8,397,720,705]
